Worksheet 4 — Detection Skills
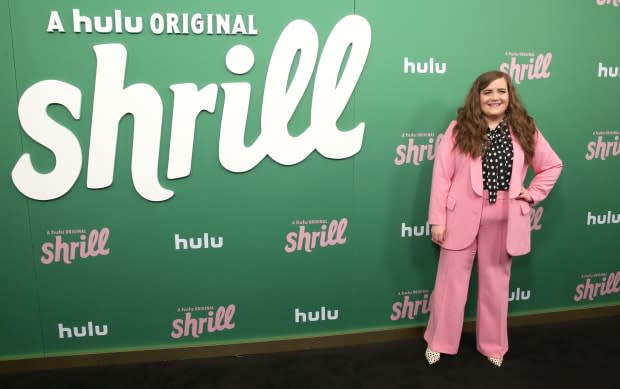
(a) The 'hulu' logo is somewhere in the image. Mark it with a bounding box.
[586,211,620,225]
[174,233,223,250]
[401,222,430,238]
[508,288,531,302]
[597,62,619,78]
[40,228,110,265]
[294,307,339,323]
[403,57,447,74]
[58,321,108,339]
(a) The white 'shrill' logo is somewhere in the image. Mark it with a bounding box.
[12,15,372,202]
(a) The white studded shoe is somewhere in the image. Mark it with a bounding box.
[488,356,503,367]
[425,348,441,365]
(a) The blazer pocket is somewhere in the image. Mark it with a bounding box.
[519,200,532,215]
[447,196,457,211]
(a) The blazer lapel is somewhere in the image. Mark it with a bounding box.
[509,127,525,198]
[471,156,483,196]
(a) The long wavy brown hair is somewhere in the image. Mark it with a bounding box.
[454,70,536,164]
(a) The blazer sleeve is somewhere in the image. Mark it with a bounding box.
[428,120,457,225]
[527,129,563,205]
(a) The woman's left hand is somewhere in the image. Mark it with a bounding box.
[516,187,533,203]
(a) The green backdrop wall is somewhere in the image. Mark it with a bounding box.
[1,0,619,361]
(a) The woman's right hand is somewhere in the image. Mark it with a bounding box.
[431,225,446,245]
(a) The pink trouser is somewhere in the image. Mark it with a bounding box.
[424,191,512,358]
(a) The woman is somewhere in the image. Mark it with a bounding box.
[424,70,562,367]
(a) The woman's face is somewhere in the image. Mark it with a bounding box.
[479,77,509,123]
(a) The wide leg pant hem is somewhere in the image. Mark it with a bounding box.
[424,335,459,355]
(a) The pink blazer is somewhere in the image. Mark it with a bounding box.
[428,120,563,256]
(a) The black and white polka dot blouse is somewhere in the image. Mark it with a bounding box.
[482,120,514,203]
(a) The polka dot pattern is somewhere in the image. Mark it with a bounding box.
[488,356,503,367]
[425,348,441,365]
[482,120,513,203]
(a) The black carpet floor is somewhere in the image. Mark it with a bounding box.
[2,314,619,389]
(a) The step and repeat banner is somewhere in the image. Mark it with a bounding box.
[1,0,618,360]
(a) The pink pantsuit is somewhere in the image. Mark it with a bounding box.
[424,120,562,358]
